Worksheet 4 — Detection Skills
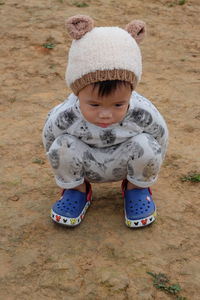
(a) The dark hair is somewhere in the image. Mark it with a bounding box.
[93,80,131,97]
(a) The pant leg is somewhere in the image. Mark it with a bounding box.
[47,134,110,188]
[127,133,164,187]
[79,133,165,185]
[47,134,88,189]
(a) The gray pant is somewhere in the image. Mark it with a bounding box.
[47,133,165,189]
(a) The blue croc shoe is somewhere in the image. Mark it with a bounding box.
[122,180,156,228]
[51,181,92,226]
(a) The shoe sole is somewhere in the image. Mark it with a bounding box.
[125,210,157,228]
[51,200,91,227]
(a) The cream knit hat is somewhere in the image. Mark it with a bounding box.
[65,15,146,95]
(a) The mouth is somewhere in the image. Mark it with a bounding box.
[97,123,112,128]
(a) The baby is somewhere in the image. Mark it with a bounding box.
[42,15,168,228]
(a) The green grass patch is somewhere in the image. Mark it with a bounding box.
[167,0,186,6]
[8,97,17,103]
[178,0,186,5]
[147,272,187,299]
[73,1,89,7]
[49,64,56,69]
[42,43,55,49]
[181,173,200,183]
[32,158,45,165]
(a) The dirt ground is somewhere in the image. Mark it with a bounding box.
[0,0,200,299]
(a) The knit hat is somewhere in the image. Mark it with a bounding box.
[65,15,146,95]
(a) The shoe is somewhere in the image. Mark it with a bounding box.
[122,180,156,228]
[51,181,92,226]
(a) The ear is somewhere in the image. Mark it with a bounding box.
[125,20,146,44]
[65,15,94,40]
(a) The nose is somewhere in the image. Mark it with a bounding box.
[98,109,112,119]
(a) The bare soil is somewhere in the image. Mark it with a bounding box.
[0,0,200,299]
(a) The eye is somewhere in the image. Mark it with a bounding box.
[115,103,124,107]
[89,103,99,107]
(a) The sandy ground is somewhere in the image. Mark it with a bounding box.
[0,0,200,299]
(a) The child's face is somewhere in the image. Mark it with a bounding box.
[78,83,132,128]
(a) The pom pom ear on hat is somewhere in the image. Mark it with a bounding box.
[125,20,146,44]
[65,15,94,40]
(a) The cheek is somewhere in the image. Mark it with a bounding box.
[80,104,88,116]
[80,106,97,122]
[118,109,129,122]
[116,106,129,118]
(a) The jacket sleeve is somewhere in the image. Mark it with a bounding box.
[42,94,78,152]
[42,105,58,152]
[132,93,169,158]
